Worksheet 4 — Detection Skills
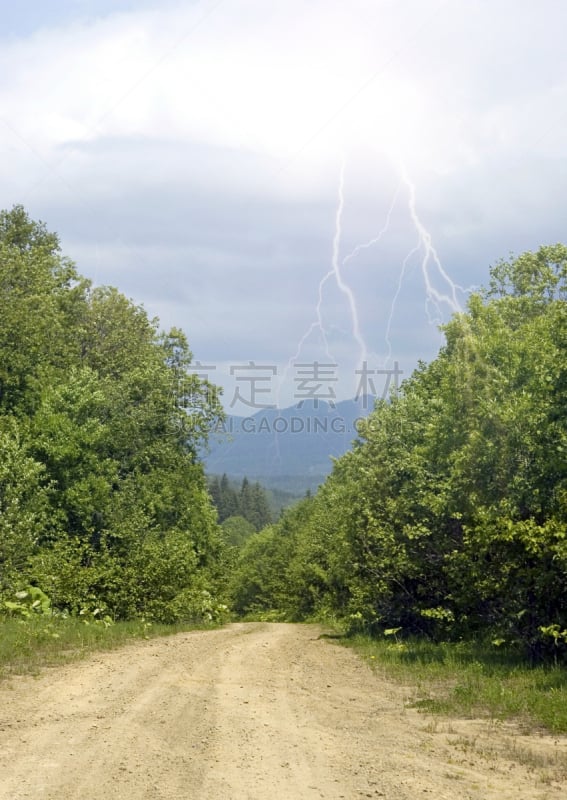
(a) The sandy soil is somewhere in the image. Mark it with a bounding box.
[0,622,566,799]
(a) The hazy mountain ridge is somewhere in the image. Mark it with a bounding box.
[204,397,375,492]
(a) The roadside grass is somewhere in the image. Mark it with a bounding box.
[0,616,211,681]
[343,634,567,734]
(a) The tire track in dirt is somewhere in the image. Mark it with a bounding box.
[0,622,565,799]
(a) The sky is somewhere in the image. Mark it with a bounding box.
[1,0,566,411]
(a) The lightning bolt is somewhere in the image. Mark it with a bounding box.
[384,238,420,366]
[277,158,376,411]
[287,268,337,369]
[278,156,472,411]
[341,182,402,268]
[378,159,479,374]
[338,180,402,371]
[399,161,464,323]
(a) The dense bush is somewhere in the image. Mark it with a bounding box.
[0,206,227,623]
[230,245,567,661]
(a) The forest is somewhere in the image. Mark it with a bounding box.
[230,244,567,663]
[1,206,566,663]
[0,206,227,624]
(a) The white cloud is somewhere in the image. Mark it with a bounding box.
[1,0,565,214]
[1,0,566,404]
[4,1,565,174]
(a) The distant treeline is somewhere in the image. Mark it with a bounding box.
[208,474,272,530]
[229,246,567,663]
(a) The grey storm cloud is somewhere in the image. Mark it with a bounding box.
[1,0,566,404]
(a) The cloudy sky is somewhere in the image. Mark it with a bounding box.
[1,0,566,410]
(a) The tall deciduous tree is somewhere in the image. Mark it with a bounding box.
[0,206,226,623]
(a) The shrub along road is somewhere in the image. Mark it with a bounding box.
[0,623,565,799]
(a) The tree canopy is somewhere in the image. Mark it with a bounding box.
[0,206,226,623]
[229,245,567,661]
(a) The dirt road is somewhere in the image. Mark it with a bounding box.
[0,623,565,799]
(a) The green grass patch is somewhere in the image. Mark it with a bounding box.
[343,634,567,734]
[0,616,212,681]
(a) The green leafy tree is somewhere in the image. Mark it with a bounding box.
[222,515,256,548]
[0,418,49,593]
[0,206,226,622]
[229,245,567,659]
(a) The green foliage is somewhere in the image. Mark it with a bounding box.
[221,515,256,548]
[0,208,84,414]
[1,587,51,619]
[0,615,218,681]
[344,634,567,733]
[0,206,227,623]
[227,498,315,618]
[228,526,290,616]
[208,473,273,530]
[0,205,60,254]
[229,245,567,662]
[0,418,49,589]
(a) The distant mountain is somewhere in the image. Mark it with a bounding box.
[203,397,375,493]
